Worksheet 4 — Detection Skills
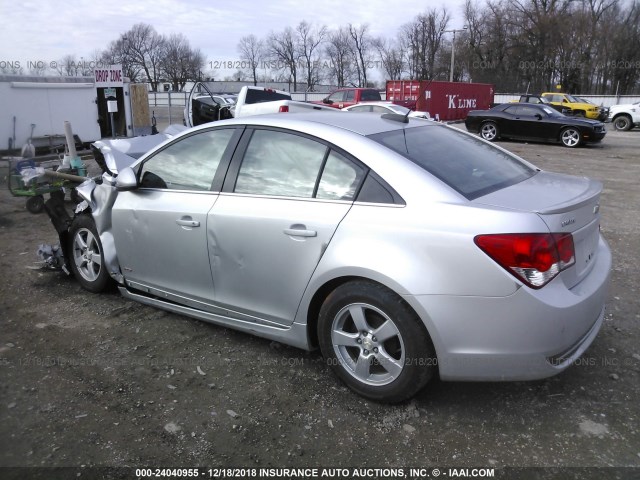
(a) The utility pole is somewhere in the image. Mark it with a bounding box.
[444,27,467,82]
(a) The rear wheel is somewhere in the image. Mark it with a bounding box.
[480,121,499,141]
[68,215,112,292]
[318,281,436,403]
[613,115,632,131]
[560,127,581,148]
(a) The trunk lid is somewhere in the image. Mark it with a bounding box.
[474,171,602,288]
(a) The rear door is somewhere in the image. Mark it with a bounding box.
[208,128,366,326]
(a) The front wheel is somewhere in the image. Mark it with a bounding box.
[480,121,499,141]
[318,281,436,403]
[68,215,112,293]
[613,115,632,131]
[560,127,582,148]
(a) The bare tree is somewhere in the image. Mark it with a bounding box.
[295,21,327,90]
[101,37,143,82]
[238,34,264,86]
[347,23,374,87]
[373,37,404,80]
[120,23,165,91]
[325,27,354,86]
[267,27,299,90]
[161,34,204,91]
[401,8,450,80]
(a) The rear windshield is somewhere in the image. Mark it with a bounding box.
[369,126,536,200]
[245,89,291,104]
[361,90,382,101]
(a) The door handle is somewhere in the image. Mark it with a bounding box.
[283,226,317,237]
[176,217,200,228]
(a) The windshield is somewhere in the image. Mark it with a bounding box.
[369,126,536,200]
[565,94,581,103]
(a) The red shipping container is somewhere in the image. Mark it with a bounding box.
[386,80,494,121]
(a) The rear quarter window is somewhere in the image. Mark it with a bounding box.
[369,126,536,200]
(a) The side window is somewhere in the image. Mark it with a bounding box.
[328,91,345,103]
[344,90,355,102]
[371,106,389,114]
[504,106,519,115]
[235,130,327,198]
[519,106,538,116]
[139,129,234,191]
[316,151,365,201]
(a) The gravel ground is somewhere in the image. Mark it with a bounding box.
[0,127,639,477]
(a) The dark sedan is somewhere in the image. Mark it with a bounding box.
[465,103,606,148]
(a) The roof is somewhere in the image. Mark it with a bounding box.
[219,111,435,136]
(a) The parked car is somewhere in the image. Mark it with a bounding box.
[465,103,606,147]
[607,101,640,131]
[48,112,611,403]
[509,94,573,115]
[541,92,601,119]
[574,96,609,122]
[315,88,382,109]
[343,101,430,119]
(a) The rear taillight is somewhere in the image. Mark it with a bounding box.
[474,233,575,289]
[279,105,289,113]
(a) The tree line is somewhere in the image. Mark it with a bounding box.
[2,0,638,94]
[237,0,639,94]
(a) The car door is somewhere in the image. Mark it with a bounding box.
[341,89,356,108]
[499,105,521,136]
[326,90,345,108]
[512,105,548,139]
[209,128,366,326]
[111,127,240,305]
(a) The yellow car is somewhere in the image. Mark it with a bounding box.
[541,93,601,119]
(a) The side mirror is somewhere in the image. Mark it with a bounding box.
[323,98,333,105]
[116,166,138,191]
[535,113,543,120]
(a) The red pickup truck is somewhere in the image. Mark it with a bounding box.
[316,88,382,109]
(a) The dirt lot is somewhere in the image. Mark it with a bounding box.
[1,127,639,476]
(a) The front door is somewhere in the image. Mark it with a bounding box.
[111,128,237,304]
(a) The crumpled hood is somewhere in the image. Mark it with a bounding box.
[92,124,188,174]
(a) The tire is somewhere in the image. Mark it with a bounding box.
[318,280,436,403]
[26,195,45,214]
[68,215,112,293]
[574,111,585,118]
[560,127,582,148]
[480,121,499,141]
[613,115,632,131]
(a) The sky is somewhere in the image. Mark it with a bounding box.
[0,0,466,83]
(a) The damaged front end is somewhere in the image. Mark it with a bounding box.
[42,126,187,287]
[44,165,124,285]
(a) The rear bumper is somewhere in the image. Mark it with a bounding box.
[406,235,612,381]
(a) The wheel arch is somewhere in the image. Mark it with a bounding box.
[303,274,440,367]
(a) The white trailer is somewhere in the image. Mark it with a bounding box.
[0,75,102,153]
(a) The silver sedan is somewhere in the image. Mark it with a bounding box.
[55,111,611,403]
[344,101,431,119]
